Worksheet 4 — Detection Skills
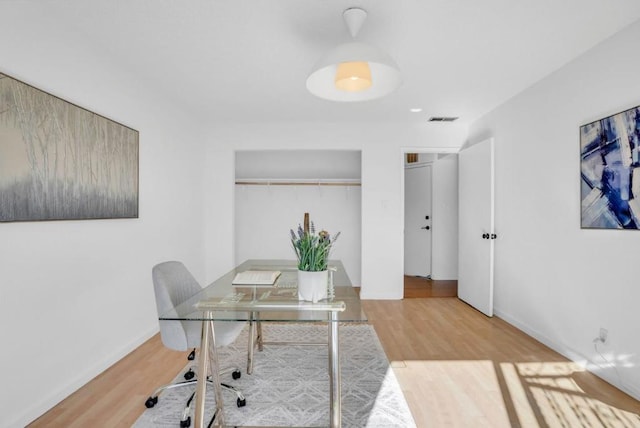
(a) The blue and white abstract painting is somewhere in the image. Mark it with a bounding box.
[581,105,640,229]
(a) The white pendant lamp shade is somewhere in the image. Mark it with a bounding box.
[306,8,402,102]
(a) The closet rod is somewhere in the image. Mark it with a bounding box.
[235,179,361,187]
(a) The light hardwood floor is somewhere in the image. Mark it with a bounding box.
[365,298,640,427]
[403,275,457,298]
[29,297,640,427]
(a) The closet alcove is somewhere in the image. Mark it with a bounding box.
[234,150,362,286]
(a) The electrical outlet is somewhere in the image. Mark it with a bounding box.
[599,328,608,344]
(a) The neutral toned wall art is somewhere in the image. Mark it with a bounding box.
[580,105,640,229]
[0,73,138,222]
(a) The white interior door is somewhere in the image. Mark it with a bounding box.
[458,139,495,316]
[404,164,432,277]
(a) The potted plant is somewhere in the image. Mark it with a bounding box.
[290,213,340,302]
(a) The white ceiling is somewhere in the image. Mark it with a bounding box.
[6,0,640,125]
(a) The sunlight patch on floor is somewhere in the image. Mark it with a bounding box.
[510,361,640,428]
[392,359,640,428]
[392,360,512,427]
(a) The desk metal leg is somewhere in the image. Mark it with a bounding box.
[247,315,256,375]
[247,310,264,375]
[208,320,225,427]
[247,288,258,375]
[257,316,263,351]
[195,318,210,428]
[195,315,225,428]
[328,312,341,428]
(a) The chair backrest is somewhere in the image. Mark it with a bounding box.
[152,261,203,351]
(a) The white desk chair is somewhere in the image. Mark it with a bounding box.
[145,261,246,427]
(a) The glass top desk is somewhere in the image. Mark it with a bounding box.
[159,259,367,428]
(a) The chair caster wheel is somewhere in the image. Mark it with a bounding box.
[184,368,195,380]
[237,397,246,407]
[232,369,241,380]
[144,396,158,408]
[187,349,196,361]
[180,416,191,427]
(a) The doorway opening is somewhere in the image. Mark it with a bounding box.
[402,148,459,298]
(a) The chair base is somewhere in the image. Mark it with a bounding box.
[144,367,246,427]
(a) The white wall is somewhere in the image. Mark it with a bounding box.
[205,123,468,299]
[468,20,640,399]
[0,5,208,427]
[432,154,458,280]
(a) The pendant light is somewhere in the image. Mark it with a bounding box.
[306,7,402,102]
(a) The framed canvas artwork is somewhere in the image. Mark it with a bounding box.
[580,105,640,229]
[0,73,138,222]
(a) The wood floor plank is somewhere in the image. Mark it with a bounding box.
[28,296,640,427]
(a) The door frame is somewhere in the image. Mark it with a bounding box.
[400,147,460,297]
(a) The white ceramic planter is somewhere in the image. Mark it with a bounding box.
[297,270,328,303]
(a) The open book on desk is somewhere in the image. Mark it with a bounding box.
[232,270,281,286]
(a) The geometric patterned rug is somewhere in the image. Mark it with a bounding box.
[133,323,416,427]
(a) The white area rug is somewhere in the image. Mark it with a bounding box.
[133,323,415,427]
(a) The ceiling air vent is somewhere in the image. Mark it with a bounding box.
[428,116,459,122]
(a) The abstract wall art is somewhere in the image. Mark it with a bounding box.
[0,73,138,222]
[580,105,640,229]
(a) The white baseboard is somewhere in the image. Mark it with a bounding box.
[7,326,158,428]
[494,308,640,401]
